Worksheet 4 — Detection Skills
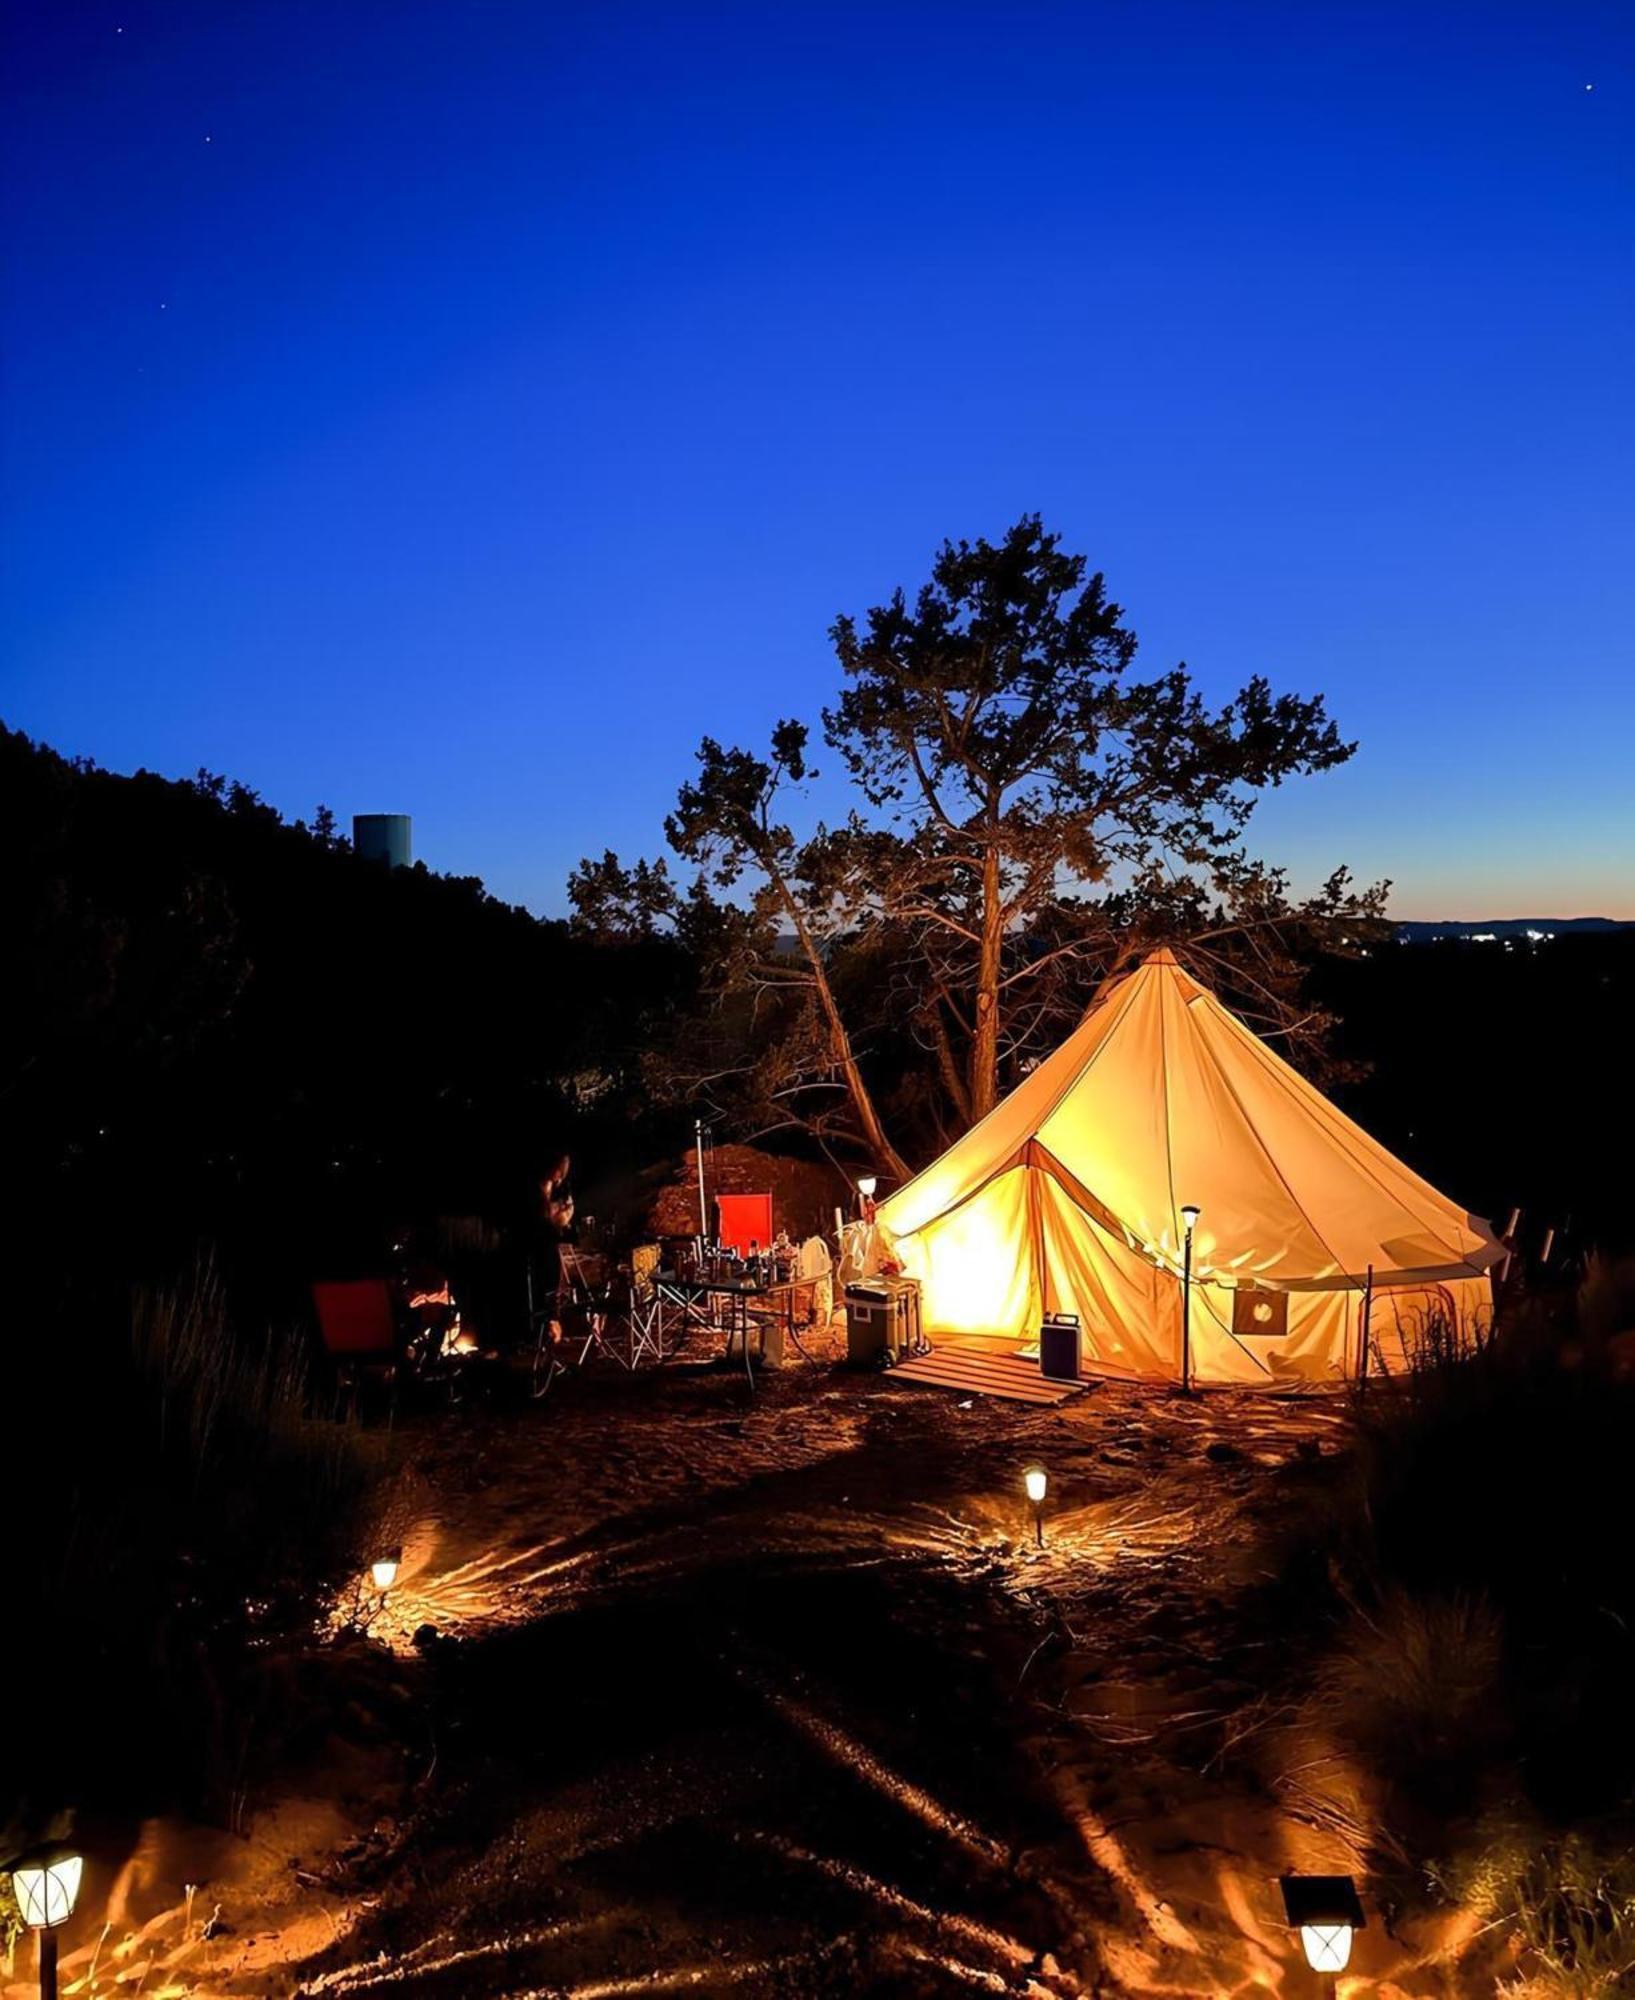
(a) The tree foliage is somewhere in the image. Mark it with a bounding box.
[821,515,1375,1120]
[577,517,1389,1171]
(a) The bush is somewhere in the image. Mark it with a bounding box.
[0,1259,393,1851]
[1265,1267,1635,1913]
[1442,1827,1635,1997]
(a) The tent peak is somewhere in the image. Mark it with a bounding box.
[1142,946,1181,967]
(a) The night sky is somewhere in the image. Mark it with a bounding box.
[3,2,1630,919]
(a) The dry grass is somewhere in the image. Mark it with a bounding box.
[1259,1260,1635,1975]
[2,1257,393,1851]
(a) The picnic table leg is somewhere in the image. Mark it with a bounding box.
[740,1296,756,1392]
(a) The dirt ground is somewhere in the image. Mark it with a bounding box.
[17,1331,1499,2000]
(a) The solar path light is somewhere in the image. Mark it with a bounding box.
[1279,1873,1365,1995]
[9,1841,83,2000]
[1023,1464,1048,1546]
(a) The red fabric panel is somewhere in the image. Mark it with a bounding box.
[312,1279,398,1356]
[716,1193,773,1256]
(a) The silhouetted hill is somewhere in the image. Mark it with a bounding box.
[1315,931,1634,1252]
[0,723,690,1297]
[1398,917,1633,941]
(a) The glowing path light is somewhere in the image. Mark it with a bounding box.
[1280,1874,1365,1994]
[8,1843,83,2000]
[1023,1464,1048,1546]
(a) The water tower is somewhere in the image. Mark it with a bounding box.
[353,813,412,868]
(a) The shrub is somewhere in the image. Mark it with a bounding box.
[0,1259,392,1845]
[1265,1273,1635,1910]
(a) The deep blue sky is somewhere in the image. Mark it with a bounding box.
[3,2,1631,918]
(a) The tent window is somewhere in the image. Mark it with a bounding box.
[1231,1287,1289,1340]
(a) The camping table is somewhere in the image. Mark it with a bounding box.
[710,1276,813,1387]
[654,1272,812,1389]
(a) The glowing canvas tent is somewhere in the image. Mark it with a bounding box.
[875,949,1501,1387]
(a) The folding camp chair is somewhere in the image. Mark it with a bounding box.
[560,1245,630,1368]
[312,1279,400,1415]
[716,1192,773,1259]
[627,1243,664,1365]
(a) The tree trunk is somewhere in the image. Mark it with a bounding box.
[775,879,911,1183]
[968,842,1004,1120]
[924,992,973,1128]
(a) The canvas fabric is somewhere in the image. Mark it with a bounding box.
[876,950,1500,1387]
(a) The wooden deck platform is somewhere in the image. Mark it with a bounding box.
[889,1339,1088,1406]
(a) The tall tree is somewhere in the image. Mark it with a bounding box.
[570,728,912,1178]
[823,516,1376,1120]
[573,518,1384,1173]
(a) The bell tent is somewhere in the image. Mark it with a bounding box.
[875,949,1501,1388]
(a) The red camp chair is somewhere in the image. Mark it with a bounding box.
[716,1192,773,1258]
[312,1279,400,1413]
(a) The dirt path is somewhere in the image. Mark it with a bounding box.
[38,1345,1472,1998]
[276,1347,1365,1997]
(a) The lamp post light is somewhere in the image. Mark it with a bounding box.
[9,1842,83,2000]
[1279,1874,1365,1997]
[1023,1464,1048,1547]
[362,1550,402,1629]
[1179,1205,1201,1394]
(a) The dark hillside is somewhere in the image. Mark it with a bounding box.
[0,724,690,1305]
[1315,936,1635,1254]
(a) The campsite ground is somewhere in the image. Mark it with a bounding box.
[18,1337,1497,2000]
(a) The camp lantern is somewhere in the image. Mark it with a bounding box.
[370,1554,400,1593]
[1280,1874,1365,1988]
[1181,1203,1200,1233]
[8,1841,83,2000]
[857,1176,878,1199]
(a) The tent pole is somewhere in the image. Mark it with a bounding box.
[1181,1224,1194,1394]
[1358,1263,1373,1393]
[695,1117,709,1244]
